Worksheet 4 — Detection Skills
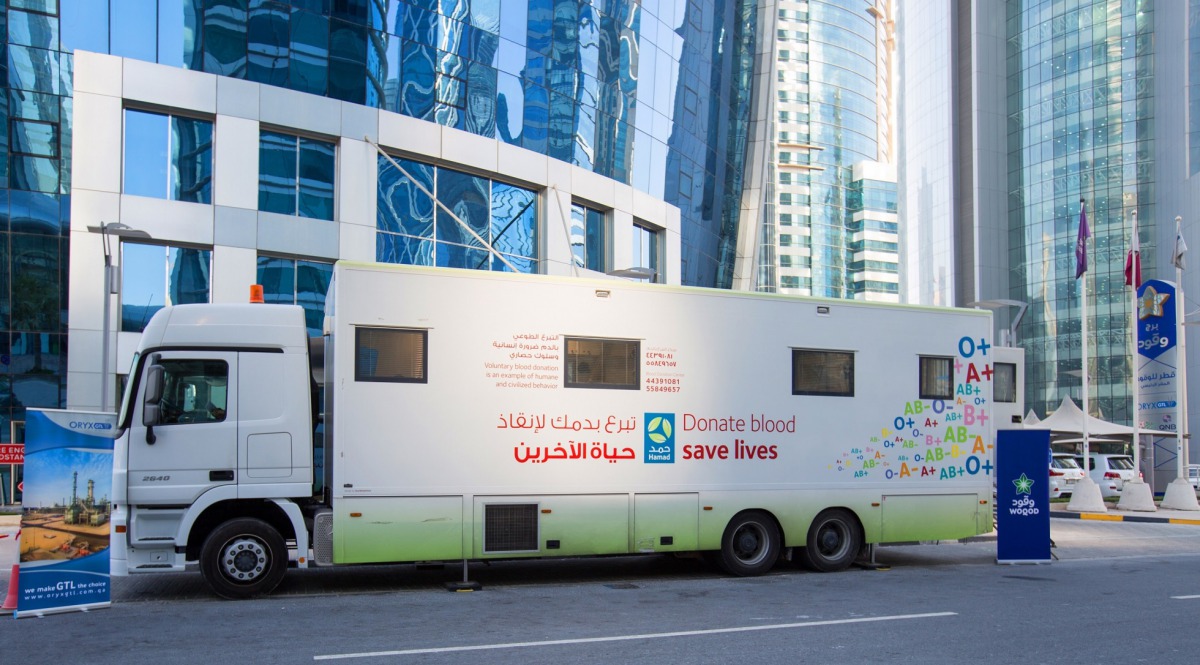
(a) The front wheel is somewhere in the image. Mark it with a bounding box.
[200,518,288,599]
[798,509,862,572]
[717,510,780,576]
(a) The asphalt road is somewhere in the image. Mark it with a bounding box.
[3,519,1199,664]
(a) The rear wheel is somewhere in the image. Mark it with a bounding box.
[717,510,780,576]
[200,518,287,599]
[798,509,861,572]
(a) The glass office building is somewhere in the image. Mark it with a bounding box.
[0,1,757,421]
[0,0,760,503]
[1006,0,1154,422]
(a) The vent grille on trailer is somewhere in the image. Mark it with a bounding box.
[484,503,539,552]
[313,510,334,565]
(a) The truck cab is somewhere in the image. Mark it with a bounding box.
[110,304,317,598]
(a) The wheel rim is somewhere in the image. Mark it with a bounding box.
[219,536,271,584]
[815,519,851,560]
[731,522,771,566]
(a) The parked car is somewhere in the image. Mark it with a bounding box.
[1188,464,1199,491]
[1076,453,1138,498]
[1049,453,1085,498]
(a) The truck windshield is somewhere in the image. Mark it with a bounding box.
[117,351,141,424]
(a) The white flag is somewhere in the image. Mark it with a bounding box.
[1174,218,1188,270]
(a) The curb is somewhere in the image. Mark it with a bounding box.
[1050,511,1200,526]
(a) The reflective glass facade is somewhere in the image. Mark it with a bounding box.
[123,109,214,203]
[120,243,212,333]
[258,130,336,220]
[569,202,606,271]
[377,155,539,272]
[896,0,955,307]
[256,255,333,336]
[0,0,757,441]
[1006,0,1154,423]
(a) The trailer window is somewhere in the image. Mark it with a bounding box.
[565,337,639,389]
[919,356,954,400]
[792,349,854,397]
[356,327,427,383]
[994,362,1017,403]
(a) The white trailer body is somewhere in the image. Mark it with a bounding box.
[111,262,1005,598]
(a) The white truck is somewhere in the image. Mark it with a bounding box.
[110,262,1010,598]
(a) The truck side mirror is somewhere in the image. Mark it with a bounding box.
[142,363,164,444]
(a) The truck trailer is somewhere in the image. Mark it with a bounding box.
[109,262,1012,598]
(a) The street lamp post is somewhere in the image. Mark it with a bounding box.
[967,299,1029,347]
[86,222,151,412]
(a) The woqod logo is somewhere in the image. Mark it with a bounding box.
[1012,473,1034,495]
[1009,473,1040,516]
[644,413,675,464]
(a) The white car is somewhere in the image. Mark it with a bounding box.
[1076,453,1138,498]
[1188,465,1199,491]
[1049,453,1085,498]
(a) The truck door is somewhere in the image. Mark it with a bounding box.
[128,351,239,505]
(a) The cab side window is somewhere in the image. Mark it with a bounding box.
[156,359,229,424]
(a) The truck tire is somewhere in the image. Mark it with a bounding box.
[200,518,288,599]
[798,509,861,572]
[717,510,780,576]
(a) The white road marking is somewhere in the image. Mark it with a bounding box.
[1171,594,1200,599]
[314,611,957,661]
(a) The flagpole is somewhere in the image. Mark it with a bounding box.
[1118,210,1154,511]
[1081,202,1090,467]
[1176,215,1188,481]
[1161,215,1199,510]
[1068,198,1106,512]
[1131,210,1140,472]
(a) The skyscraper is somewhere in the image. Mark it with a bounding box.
[752,0,899,301]
[898,1,1200,454]
[1002,0,1155,425]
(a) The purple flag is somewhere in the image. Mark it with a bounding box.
[1075,201,1091,279]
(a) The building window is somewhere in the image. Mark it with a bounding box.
[120,243,212,333]
[258,130,336,220]
[780,275,800,288]
[570,203,607,272]
[919,356,954,400]
[10,119,57,158]
[122,108,213,203]
[355,327,428,383]
[792,349,854,397]
[377,155,538,272]
[565,337,639,390]
[631,221,661,283]
[256,256,333,337]
[994,362,1017,403]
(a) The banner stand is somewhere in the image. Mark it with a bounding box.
[15,409,117,618]
[996,429,1052,564]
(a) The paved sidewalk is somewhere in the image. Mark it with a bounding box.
[1049,501,1200,525]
